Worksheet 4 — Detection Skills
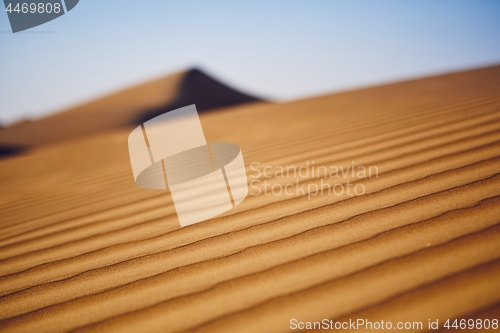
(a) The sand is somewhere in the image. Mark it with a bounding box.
[0,65,499,332]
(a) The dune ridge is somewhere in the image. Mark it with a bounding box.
[0,68,263,149]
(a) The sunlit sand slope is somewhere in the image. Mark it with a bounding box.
[0,65,499,332]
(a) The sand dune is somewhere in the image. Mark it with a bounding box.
[0,68,262,149]
[0,65,499,332]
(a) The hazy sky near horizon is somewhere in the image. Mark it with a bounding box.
[1,0,500,124]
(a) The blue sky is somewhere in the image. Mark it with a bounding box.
[1,0,500,124]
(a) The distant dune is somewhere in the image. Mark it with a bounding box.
[0,65,500,332]
[0,68,263,150]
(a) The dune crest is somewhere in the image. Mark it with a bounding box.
[0,68,263,151]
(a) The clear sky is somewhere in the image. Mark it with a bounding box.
[1,0,500,124]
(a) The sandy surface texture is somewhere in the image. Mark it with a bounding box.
[0,65,500,332]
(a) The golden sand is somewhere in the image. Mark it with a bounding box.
[0,65,499,332]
